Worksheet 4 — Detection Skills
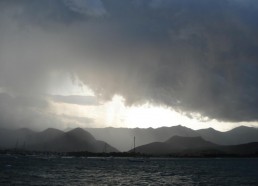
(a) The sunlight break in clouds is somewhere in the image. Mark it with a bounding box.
[50,88,249,131]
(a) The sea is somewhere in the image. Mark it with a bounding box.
[1,155,258,185]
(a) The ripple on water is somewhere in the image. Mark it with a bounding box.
[0,156,258,185]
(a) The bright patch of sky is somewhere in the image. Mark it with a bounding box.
[47,71,94,96]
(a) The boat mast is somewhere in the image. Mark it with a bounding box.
[103,143,107,153]
[134,136,135,153]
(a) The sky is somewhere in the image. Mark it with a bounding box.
[0,0,258,131]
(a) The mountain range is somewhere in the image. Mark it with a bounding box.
[0,128,117,153]
[1,125,258,154]
[86,125,258,151]
[134,135,258,156]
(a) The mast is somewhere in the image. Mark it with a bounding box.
[134,136,135,153]
[103,143,107,153]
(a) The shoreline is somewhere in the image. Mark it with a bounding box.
[1,149,258,158]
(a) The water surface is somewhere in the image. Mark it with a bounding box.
[1,155,258,185]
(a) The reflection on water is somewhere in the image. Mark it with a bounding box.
[1,155,258,185]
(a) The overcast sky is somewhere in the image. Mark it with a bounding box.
[0,0,258,131]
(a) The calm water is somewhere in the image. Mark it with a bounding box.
[1,155,258,185]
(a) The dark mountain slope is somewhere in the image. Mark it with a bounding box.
[0,128,118,153]
[134,136,218,155]
[197,126,258,145]
[133,136,258,156]
[29,128,118,152]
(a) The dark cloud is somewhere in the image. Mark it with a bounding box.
[0,0,258,128]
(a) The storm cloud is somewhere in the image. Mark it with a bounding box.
[1,0,258,129]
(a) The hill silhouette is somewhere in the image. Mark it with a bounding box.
[86,125,199,151]
[1,125,258,153]
[86,125,258,151]
[133,136,258,156]
[197,126,258,145]
[0,128,118,153]
[133,136,218,155]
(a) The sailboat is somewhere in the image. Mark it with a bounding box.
[128,136,145,162]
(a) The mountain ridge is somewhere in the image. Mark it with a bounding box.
[133,136,258,156]
[0,128,118,153]
[1,125,258,152]
[86,125,258,151]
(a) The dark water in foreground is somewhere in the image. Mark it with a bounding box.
[1,155,258,185]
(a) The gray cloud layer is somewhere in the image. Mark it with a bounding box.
[1,0,258,129]
[0,93,61,130]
